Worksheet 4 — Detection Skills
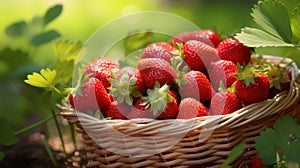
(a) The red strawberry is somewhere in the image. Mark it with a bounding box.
[217,38,251,65]
[156,90,179,119]
[103,101,130,120]
[178,98,209,119]
[109,66,146,105]
[142,42,177,63]
[210,91,241,115]
[209,60,237,89]
[267,65,291,98]
[137,58,178,89]
[85,58,119,88]
[181,70,213,102]
[70,77,111,112]
[128,97,154,119]
[169,29,220,47]
[235,64,270,104]
[251,155,263,168]
[182,40,219,71]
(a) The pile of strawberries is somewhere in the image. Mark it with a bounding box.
[69,29,292,120]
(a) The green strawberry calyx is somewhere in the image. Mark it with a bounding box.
[109,71,141,105]
[236,63,262,86]
[142,82,174,116]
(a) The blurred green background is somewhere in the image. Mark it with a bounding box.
[0,0,256,128]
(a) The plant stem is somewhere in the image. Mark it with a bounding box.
[69,124,77,151]
[51,109,67,157]
[14,112,59,136]
[41,134,57,167]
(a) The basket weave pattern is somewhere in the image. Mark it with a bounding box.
[59,56,300,168]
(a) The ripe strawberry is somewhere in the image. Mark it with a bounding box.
[209,60,237,89]
[156,90,179,119]
[251,155,263,168]
[169,29,220,47]
[69,77,111,112]
[210,91,241,115]
[181,70,213,102]
[109,66,146,105]
[128,97,154,119]
[103,101,130,120]
[267,64,291,98]
[85,58,119,88]
[235,64,270,104]
[142,42,177,63]
[177,98,209,119]
[182,40,219,71]
[137,58,178,89]
[217,38,251,65]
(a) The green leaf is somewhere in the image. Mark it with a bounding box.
[30,30,60,46]
[251,0,292,42]
[44,4,63,25]
[235,27,294,48]
[219,143,246,168]
[24,68,57,89]
[53,60,75,84]
[0,151,4,161]
[124,31,154,55]
[255,116,300,165]
[54,40,83,61]
[277,0,300,17]
[255,128,278,165]
[5,21,27,37]
[0,118,17,146]
[291,4,300,40]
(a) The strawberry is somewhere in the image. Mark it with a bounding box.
[137,58,178,89]
[128,97,154,119]
[182,40,219,71]
[103,101,130,120]
[209,60,237,89]
[210,91,241,115]
[251,155,263,168]
[85,58,119,88]
[142,42,177,63]
[217,38,251,65]
[109,66,146,105]
[156,90,179,119]
[181,70,213,102]
[69,77,111,112]
[177,98,209,119]
[267,64,291,98]
[235,64,270,104]
[169,29,220,47]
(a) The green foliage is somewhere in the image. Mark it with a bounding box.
[0,118,17,146]
[255,116,300,166]
[5,4,63,46]
[235,0,300,65]
[25,68,57,89]
[0,152,4,161]
[219,143,246,168]
[44,4,63,26]
[30,30,61,46]
[124,31,154,55]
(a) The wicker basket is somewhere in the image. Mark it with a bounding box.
[59,56,300,168]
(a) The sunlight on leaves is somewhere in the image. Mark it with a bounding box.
[124,31,154,55]
[291,4,300,40]
[24,68,57,89]
[54,40,83,61]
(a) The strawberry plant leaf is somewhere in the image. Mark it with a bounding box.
[44,4,63,26]
[54,40,83,61]
[235,27,294,47]
[291,4,300,40]
[251,0,292,42]
[24,68,57,89]
[5,21,27,37]
[30,30,61,46]
[124,31,154,55]
[0,118,17,146]
[255,116,300,166]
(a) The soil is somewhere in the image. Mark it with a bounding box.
[0,132,87,168]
